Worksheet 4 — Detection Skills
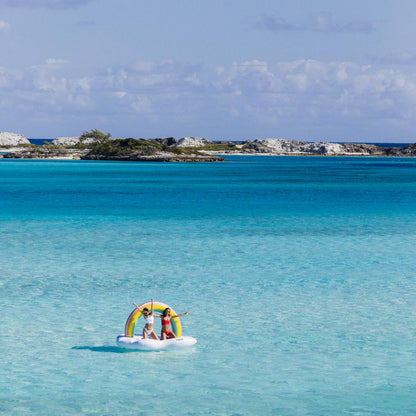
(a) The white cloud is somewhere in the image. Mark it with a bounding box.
[113,91,127,99]
[0,20,9,30]
[256,13,373,34]
[1,59,416,139]
[45,58,69,65]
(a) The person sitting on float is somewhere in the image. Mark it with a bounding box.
[133,299,160,340]
[160,307,190,340]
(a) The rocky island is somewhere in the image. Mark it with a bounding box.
[1,130,225,162]
[1,129,416,160]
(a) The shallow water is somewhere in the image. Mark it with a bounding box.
[1,156,416,415]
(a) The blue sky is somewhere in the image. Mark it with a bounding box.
[0,0,415,142]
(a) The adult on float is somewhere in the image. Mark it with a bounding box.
[133,299,160,340]
[117,301,197,349]
[160,307,190,340]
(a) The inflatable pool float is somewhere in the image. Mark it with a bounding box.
[116,301,197,350]
[116,334,197,350]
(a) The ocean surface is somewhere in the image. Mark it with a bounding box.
[1,156,416,415]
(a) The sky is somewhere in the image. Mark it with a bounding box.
[0,0,416,142]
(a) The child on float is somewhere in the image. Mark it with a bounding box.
[133,299,159,340]
[160,307,190,340]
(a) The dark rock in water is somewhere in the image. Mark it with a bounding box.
[339,143,384,155]
[399,143,416,155]
[382,146,407,156]
[81,153,224,162]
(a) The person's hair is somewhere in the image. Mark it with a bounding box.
[163,308,170,317]
[142,307,149,313]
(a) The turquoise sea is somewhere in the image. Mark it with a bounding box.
[1,156,416,415]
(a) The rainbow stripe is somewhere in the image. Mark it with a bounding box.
[124,301,182,338]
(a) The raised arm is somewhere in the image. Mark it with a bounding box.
[148,299,164,317]
[133,302,143,312]
[171,311,190,318]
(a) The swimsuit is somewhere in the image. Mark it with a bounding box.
[143,315,154,336]
[144,316,154,325]
[161,318,172,336]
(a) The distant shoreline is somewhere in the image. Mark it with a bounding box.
[1,134,415,160]
[27,138,412,148]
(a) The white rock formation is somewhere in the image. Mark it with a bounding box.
[254,138,345,154]
[0,132,30,146]
[52,136,97,145]
[175,137,212,147]
[301,141,344,154]
[258,138,302,153]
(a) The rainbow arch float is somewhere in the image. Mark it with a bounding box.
[116,301,197,350]
[124,301,182,337]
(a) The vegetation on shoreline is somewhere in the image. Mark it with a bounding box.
[195,142,240,151]
[78,130,224,161]
[2,142,70,159]
[2,129,416,159]
[84,137,203,157]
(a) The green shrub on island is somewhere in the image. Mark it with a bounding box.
[89,138,159,156]
[71,129,112,149]
[85,137,204,157]
[196,143,239,151]
[80,129,111,143]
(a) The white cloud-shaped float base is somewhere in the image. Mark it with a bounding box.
[116,335,197,350]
